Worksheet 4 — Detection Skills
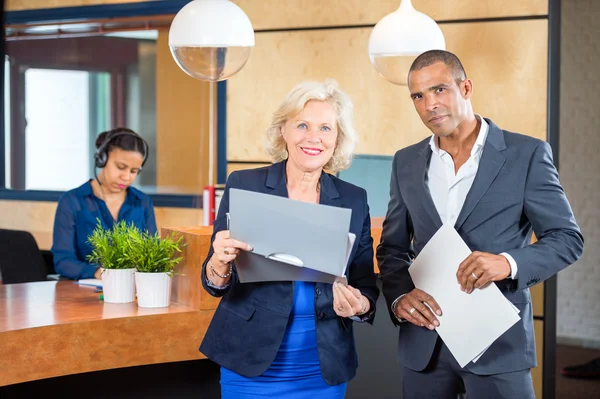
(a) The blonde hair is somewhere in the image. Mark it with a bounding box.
[265,79,358,173]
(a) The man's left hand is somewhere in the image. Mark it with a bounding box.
[456,252,511,294]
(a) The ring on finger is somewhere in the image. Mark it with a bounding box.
[409,307,416,315]
[224,248,230,255]
[471,272,479,280]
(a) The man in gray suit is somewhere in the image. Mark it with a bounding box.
[377,50,584,398]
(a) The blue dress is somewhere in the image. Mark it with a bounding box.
[220,281,347,398]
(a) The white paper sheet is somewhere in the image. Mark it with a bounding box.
[76,278,103,288]
[408,224,521,367]
[472,302,520,363]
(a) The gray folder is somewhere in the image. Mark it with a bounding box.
[229,188,355,284]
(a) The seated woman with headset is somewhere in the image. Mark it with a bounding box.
[51,128,157,280]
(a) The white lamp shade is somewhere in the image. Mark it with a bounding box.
[169,0,255,81]
[368,0,445,85]
[169,0,255,47]
[368,0,445,57]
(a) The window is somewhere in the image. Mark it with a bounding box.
[24,68,110,190]
[4,33,157,192]
[2,4,223,206]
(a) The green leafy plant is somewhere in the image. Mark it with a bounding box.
[87,220,184,274]
[87,220,138,270]
[129,229,184,274]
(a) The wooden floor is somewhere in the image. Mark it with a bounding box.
[556,345,600,399]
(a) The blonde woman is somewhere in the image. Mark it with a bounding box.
[200,80,378,398]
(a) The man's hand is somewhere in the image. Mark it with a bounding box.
[456,251,511,294]
[394,288,442,330]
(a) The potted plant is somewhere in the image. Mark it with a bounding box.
[129,229,184,308]
[87,220,137,304]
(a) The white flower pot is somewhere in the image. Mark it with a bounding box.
[102,268,136,303]
[135,272,172,308]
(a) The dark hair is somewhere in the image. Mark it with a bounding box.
[408,50,467,85]
[95,127,147,158]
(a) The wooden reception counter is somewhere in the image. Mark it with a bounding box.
[0,226,218,387]
[0,281,211,386]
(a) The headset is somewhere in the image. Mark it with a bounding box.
[93,130,149,185]
[94,130,149,170]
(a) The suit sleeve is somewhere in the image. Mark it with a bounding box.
[347,189,379,324]
[376,153,416,325]
[505,141,584,290]
[201,172,242,297]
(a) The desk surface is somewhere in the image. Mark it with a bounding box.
[0,281,197,333]
[0,281,212,386]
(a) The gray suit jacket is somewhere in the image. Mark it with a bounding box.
[377,118,583,375]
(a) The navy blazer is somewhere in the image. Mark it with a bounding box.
[200,161,379,385]
[377,119,583,375]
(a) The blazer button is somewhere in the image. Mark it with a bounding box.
[318,311,325,319]
[316,288,321,296]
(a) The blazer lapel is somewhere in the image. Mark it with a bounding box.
[454,119,507,230]
[413,144,443,229]
[265,161,289,198]
[319,172,342,208]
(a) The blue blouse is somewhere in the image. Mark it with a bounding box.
[51,180,157,280]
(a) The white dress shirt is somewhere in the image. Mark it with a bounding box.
[426,115,518,279]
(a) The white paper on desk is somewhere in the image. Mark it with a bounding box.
[77,278,103,288]
[408,224,521,368]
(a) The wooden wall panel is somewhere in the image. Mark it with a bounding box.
[226,162,271,177]
[232,0,548,31]
[6,0,547,21]
[443,20,548,141]
[0,200,203,250]
[415,0,547,21]
[154,206,204,230]
[533,319,544,399]
[226,27,425,162]
[531,283,544,317]
[227,20,548,162]
[156,28,213,193]
[6,0,148,11]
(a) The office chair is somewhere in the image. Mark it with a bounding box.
[0,228,50,284]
